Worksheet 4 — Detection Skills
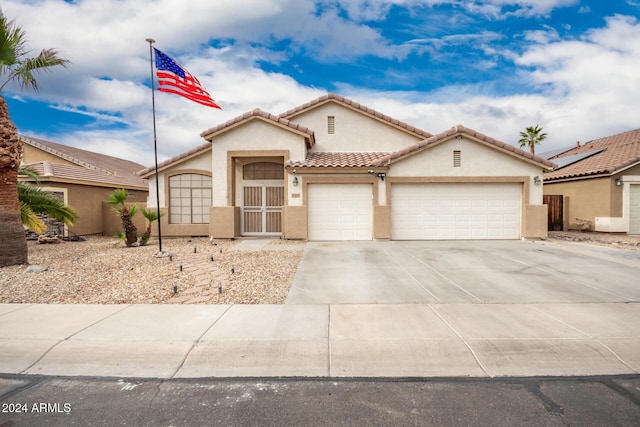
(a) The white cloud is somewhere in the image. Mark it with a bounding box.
[2,0,638,166]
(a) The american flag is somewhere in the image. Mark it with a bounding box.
[153,48,221,109]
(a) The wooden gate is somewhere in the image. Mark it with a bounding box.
[543,195,563,231]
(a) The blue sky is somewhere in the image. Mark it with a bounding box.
[2,0,640,166]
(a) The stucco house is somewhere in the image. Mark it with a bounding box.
[140,93,554,241]
[20,136,149,236]
[543,128,640,234]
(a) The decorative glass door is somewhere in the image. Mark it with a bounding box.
[242,184,284,235]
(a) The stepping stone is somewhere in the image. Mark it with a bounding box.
[26,265,48,272]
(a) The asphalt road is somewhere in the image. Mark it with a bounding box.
[1,374,640,426]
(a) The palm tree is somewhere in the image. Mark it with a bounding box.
[106,188,139,247]
[0,10,70,266]
[518,125,547,156]
[18,166,78,233]
[139,208,160,246]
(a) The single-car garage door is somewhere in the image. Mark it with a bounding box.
[391,183,521,240]
[308,184,372,241]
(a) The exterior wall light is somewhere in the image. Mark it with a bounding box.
[292,176,299,186]
[533,176,541,186]
[615,179,622,186]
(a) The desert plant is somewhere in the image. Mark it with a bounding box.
[0,10,70,266]
[106,189,160,247]
[106,188,139,246]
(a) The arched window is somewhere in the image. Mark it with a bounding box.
[168,173,212,224]
[243,162,284,180]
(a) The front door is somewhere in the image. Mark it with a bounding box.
[242,184,284,235]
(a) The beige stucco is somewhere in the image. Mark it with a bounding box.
[145,98,552,240]
[22,145,77,167]
[289,102,424,153]
[29,182,147,236]
[543,163,640,232]
[147,149,212,208]
[210,120,306,207]
[389,137,545,205]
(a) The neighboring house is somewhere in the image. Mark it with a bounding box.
[139,93,554,241]
[543,128,640,234]
[19,136,149,236]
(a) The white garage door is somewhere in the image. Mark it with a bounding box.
[630,184,640,235]
[308,184,372,241]
[391,183,521,240]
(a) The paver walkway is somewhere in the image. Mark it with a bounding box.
[166,250,229,304]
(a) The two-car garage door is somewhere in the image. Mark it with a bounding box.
[391,183,521,240]
[307,182,522,241]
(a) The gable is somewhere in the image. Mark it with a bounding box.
[22,144,77,167]
[389,136,543,177]
[210,118,308,162]
[287,101,426,153]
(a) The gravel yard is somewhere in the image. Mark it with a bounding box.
[0,237,304,304]
[1,231,637,305]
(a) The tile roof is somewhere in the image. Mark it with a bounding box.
[280,93,432,139]
[138,141,211,177]
[287,152,391,168]
[544,128,640,181]
[371,124,556,168]
[20,136,148,189]
[24,161,148,189]
[200,108,315,146]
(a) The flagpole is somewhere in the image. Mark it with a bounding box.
[146,38,163,253]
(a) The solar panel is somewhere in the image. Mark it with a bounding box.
[552,149,604,170]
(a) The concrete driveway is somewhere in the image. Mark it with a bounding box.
[286,240,640,304]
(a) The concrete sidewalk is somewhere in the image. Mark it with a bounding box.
[1,302,638,379]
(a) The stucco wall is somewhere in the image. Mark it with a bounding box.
[32,183,147,235]
[543,164,640,232]
[210,120,307,207]
[543,177,613,230]
[389,137,544,205]
[147,149,212,208]
[22,145,77,167]
[290,102,424,153]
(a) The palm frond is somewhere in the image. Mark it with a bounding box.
[18,165,40,182]
[106,188,128,207]
[18,183,78,225]
[141,208,160,222]
[20,201,46,234]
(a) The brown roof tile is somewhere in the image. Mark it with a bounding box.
[280,93,432,139]
[20,136,148,189]
[200,108,315,146]
[24,161,148,189]
[287,152,391,168]
[372,124,556,168]
[544,128,640,181]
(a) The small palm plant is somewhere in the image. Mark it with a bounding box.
[106,188,139,247]
[106,188,160,247]
[139,208,160,246]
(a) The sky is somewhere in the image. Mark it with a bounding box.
[2,0,640,167]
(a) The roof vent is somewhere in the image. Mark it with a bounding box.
[43,161,54,177]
